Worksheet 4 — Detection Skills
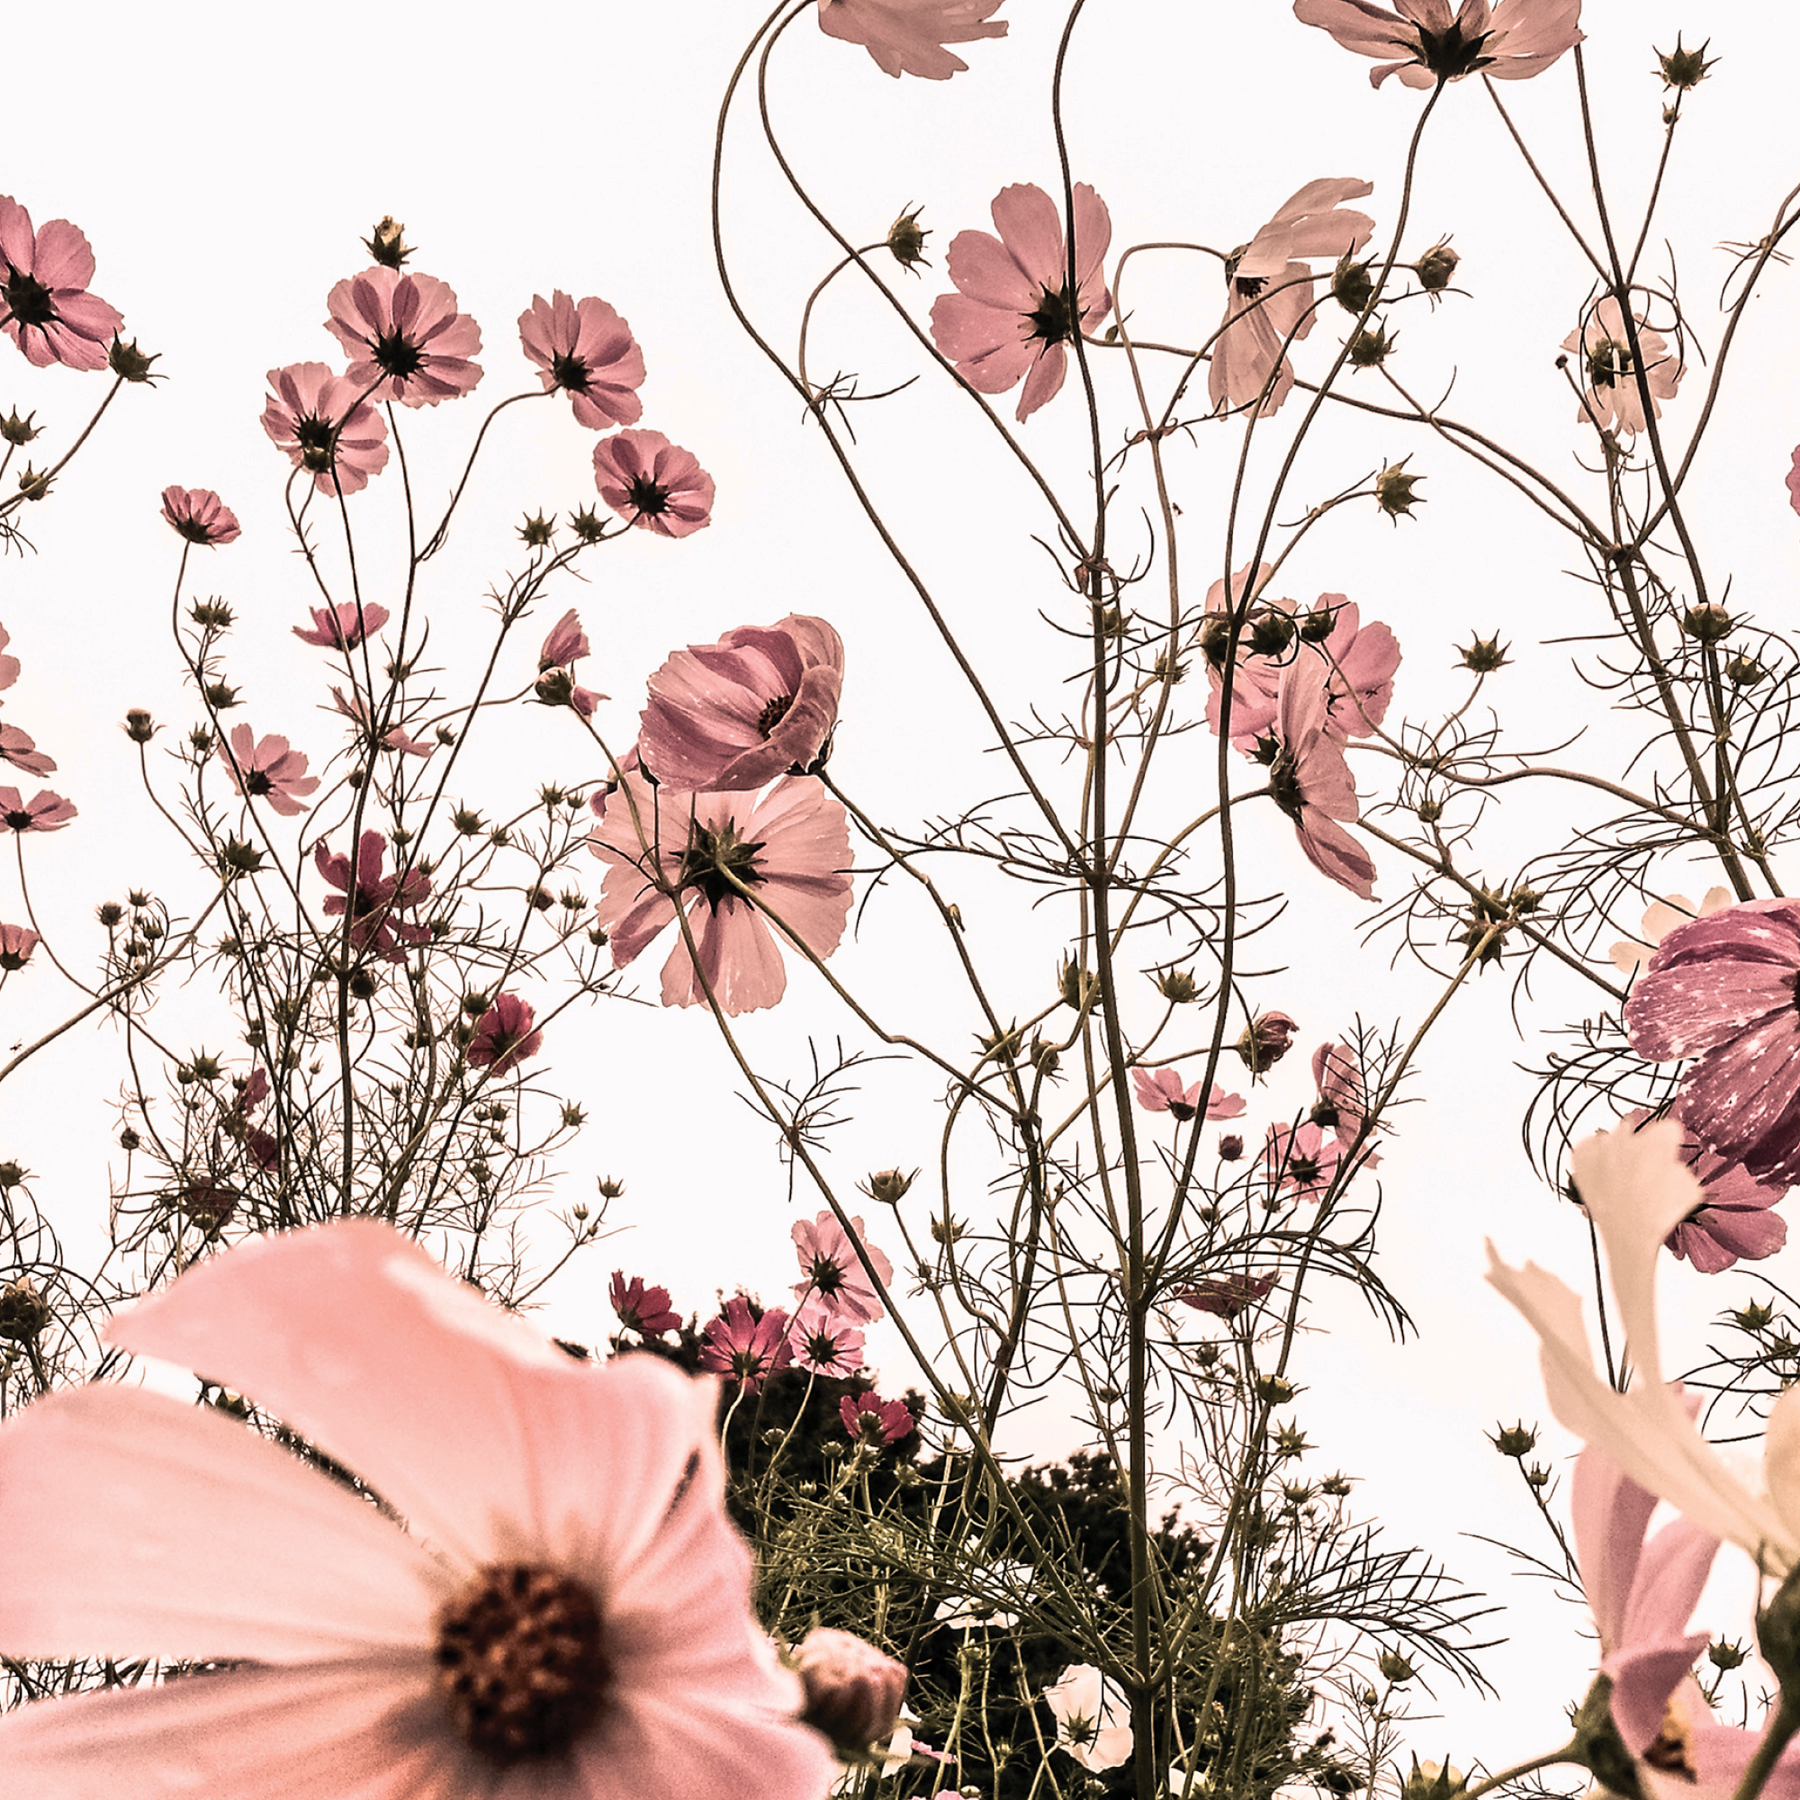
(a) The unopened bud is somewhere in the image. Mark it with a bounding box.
[123,708,156,743]
[1656,36,1715,92]
[1375,460,1424,520]
[1490,1421,1538,1457]
[1458,633,1511,673]
[597,1176,626,1199]
[792,1629,907,1757]
[107,337,160,384]
[1058,958,1097,1010]
[1247,609,1296,657]
[1415,241,1461,292]
[363,215,413,269]
[1331,254,1374,315]
[1726,654,1768,688]
[1346,324,1396,368]
[862,1168,916,1205]
[1156,968,1199,1004]
[204,682,241,711]
[518,510,555,548]
[1680,603,1733,644]
[1378,1650,1416,1684]
[569,505,607,544]
[0,408,40,446]
[887,205,930,271]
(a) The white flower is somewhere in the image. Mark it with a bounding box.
[932,1549,1032,1630]
[1043,1663,1134,1771]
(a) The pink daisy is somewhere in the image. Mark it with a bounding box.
[539,608,591,671]
[791,1212,894,1325]
[699,1296,794,1395]
[1265,1121,1344,1200]
[324,266,483,408]
[1563,296,1683,438]
[218,725,319,818]
[787,1300,866,1378]
[838,1391,914,1447]
[0,922,38,971]
[639,615,844,794]
[160,486,241,548]
[293,603,390,651]
[0,787,75,833]
[0,1220,834,1798]
[315,830,431,964]
[261,363,391,497]
[0,196,123,372]
[608,1273,680,1338]
[1266,658,1377,900]
[1312,599,1402,740]
[1293,0,1583,90]
[1615,1107,1787,1275]
[466,994,543,1077]
[816,0,1007,80]
[591,431,714,538]
[1210,179,1373,419]
[1129,1066,1244,1124]
[1176,1273,1277,1321]
[929,182,1112,422]
[0,723,55,777]
[518,292,644,431]
[589,770,852,1015]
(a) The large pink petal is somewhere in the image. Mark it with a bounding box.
[1295,813,1377,900]
[1626,964,1797,1060]
[1070,183,1113,294]
[1607,1629,1715,1753]
[988,183,1067,293]
[1015,343,1068,420]
[943,228,1034,316]
[1617,1517,1718,1657]
[663,898,788,1013]
[1571,1441,1658,1649]
[1292,0,1418,58]
[930,290,1027,367]
[24,218,97,291]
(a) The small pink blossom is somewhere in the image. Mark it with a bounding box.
[788,1302,866,1378]
[0,197,123,371]
[1293,0,1583,91]
[609,1272,681,1338]
[159,486,240,548]
[816,0,1007,80]
[0,787,75,833]
[539,608,591,671]
[1268,657,1377,900]
[261,362,390,496]
[0,724,54,777]
[1564,297,1683,438]
[0,923,38,971]
[791,1628,906,1758]
[324,266,483,407]
[315,830,431,964]
[930,183,1111,422]
[792,1212,894,1324]
[218,725,319,818]
[1312,1041,1379,1166]
[1613,1107,1787,1275]
[1130,1066,1243,1123]
[1176,1273,1277,1321]
[592,430,715,537]
[518,292,644,431]
[639,615,844,793]
[293,602,390,650]
[699,1296,794,1394]
[1789,446,1800,517]
[466,994,543,1077]
[838,1391,914,1446]
[1265,1122,1343,1201]
[0,624,17,693]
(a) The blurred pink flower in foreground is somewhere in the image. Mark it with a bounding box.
[1210,178,1373,419]
[0,196,123,371]
[1043,1665,1133,1772]
[0,723,54,777]
[261,362,391,496]
[539,608,591,671]
[792,1211,894,1324]
[700,1295,794,1394]
[791,1628,906,1758]
[1614,1106,1787,1274]
[609,1272,680,1338]
[316,830,431,963]
[218,725,319,818]
[1293,0,1582,91]
[0,1219,834,1798]
[325,266,483,407]
[294,602,390,651]
[1267,658,1377,900]
[466,994,544,1077]
[817,0,1007,79]
[1130,1066,1244,1123]
[930,182,1112,422]
[640,615,844,793]
[789,1301,865,1377]
[0,922,38,971]
[839,1390,913,1446]
[519,291,644,431]
[589,769,852,1014]
[1564,297,1683,438]
[1176,1273,1277,1321]
[159,486,241,548]
[0,787,75,833]
[592,430,715,537]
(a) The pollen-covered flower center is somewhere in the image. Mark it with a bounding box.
[3,268,56,328]
[1414,22,1493,78]
[1586,338,1631,389]
[1026,282,1077,346]
[757,693,795,738]
[433,1564,611,1767]
[372,326,425,379]
[626,473,670,516]
[678,819,765,909]
[549,350,592,392]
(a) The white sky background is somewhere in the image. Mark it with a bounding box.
[4,0,1800,1780]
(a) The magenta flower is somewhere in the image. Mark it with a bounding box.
[466,994,544,1077]
[592,430,715,537]
[788,1300,866,1378]
[839,1390,914,1446]
[1210,179,1373,419]
[791,1212,894,1325]
[817,0,1007,79]
[324,266,482,407]
[0,787,75,833]
[1265,1122,1343,1200]
[609,1272,681,1338]
[293,602,390,650]
[589,770,853,1015]
[0,624,17,694]
[0,1220,833,1799]
[0,724,54,777]
[1176,1274,1277,1322]
[699,1296,794,1395]
[639,615,844,794]
[1615,1108,1787,1275]
[1267,658,1377,900]
[539,608,591,671]
[0,923,38,972]
[1311,1040,1380,1166]
[1130,1066,1244,1123]
[261,362,390,496]
[1624,899,1800,1189]
[160,486,241,548]
[315,830,431,964]
[519,292,643,431]
[930,183,1112,423]
[0,197,123,371]
[1293,0,1583,90]
[218,725,319,818]
[1564,297,1683,438]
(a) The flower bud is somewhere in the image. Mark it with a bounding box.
[0,1161,23,1189]
[1235,1010,1297,1074]
[1402,1759,1466,1800]
[1656,36,1715,91]
[862,1168,916,1205]
[1331,254,1374,315]
[1346,324,1396,368]
[0,1277,50,1342]
[17,464,51,501]
[930,1214,966,1245]
[1735,1300,1776,1331]
[217,836,265,877]
[1299,605,1339,644]
[1489,1421,1537,1457]
[1255,1374,1296,1405]
[1218,1133,1244,1160]
[1709,1638,1749,1671]
[0,408,40,446]
[534,668,577,708]
[1156,968,1198,1004]
[1377,1650,1416,1684]
[97,901,124,928]
[123,708,156,744]
[204,682,241,711]
[569,505,607,544]
[792,1628,907,1757]
[1726,654,1768,688]
[190,600,235,629]
[887,205,930,271]
[452,807,484,836]
[518,510,556,548]
[1415,241,1460,292]
[1457,633,1511,673]
[107,337,160,384]
[1247,609,1296,657]
[597,1176,626,1199]
[1375,460,1424,520]
[363,215,413,269]
[1058,958,1097,1010]
[1680,603,1733,644]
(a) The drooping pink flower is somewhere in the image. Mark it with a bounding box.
[609,1272,681,1338]
[1564,297,1683,438]
[1265,1122,1344,1200]
[0,787,75,833]
[0,923,38,971]
[1293,0,1583,91]
[293,602,390,650]
[839,1390,914,1447]
[817,0,1007,80]
[589,770,852,1015]
[1614,1107,1787,1274]
[261,362,390,496]
[539,608,591,671]
[218,725,319,818]
[929,183,1112,422]
[1210,179,1373,419]
[0,197,123,371]
[788,1301,866,1378]
[1312,599,1401,739]
[699,1296,794,1394]
[1311,1041,1380,1167]
[639,616,844,793]
[791,1212,894,1325]
[518,292,643,431]
[315,830,431,964]
[791,1629,906,1759]
[0,624,17,694]
[466,994,543,1077]
[1130,1066,1244,1123]
[324,266,483,407]
[0,724,54,777]
[1267,657,1377,900]
[0,1219,834,1799]
[591,430,715,537]
[159,486,241,548]
[1176,1273,1277,1321]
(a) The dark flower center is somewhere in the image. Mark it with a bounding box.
[1167,1099,1197,1123]
[1288,1154,1322,1185]
[1025,282,1077,346]
[804,1329,840,1364]
[808,1252,848,1296]
[757,694,795,738]
[372,327,425,379]
[434,1564,611,1766]
[2,267,56,330]
[731,1345,769,1380]
[172,516,219,546]
[242,769,273,797]
[294,411,337,472]
[1311,1100,1341,1128]
[1233,272,1267,299]
[4,810,33,831]
[1586,338,1630,389]
[626,473,669,516]
[1413,21,1494,78]
[550,351,591,393]
[1269,749,1306,821]
[677,819,765,909]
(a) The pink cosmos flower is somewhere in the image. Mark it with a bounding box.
[1265,1122,1344,1200]
[0,922,38,971]
[315,830,431,964]
[1789,446,1800,518]
[839,1391,914,1446]
[0,724,55,777]
[159,486,241,548]
[0,623,17,694]
[1624,899,1800,1189]
[788,1301,866,1378]
[293,602,390,651]
[589,770,852,1015]
[330,687,439,758]
[1293,0,1583,91]
[1611,889,1734,976]
[0,1219,834,1799]
[929,183,1112,422]
[227,1069,279,1174]
[1267,657,1377,900]
[1312,1041,1380,1167]
[0,197,123,371]
[817,0,1007,79]
[1176,1273,1277,1321]
[324,266,483,407]
[592,430,715,537]
[1238,1010,1299,1073]
[519,292,644,431]
[609,1272,681,1338]
[1564,297,1683,438]
[1210,180,1373,419]
[792,1212,895,1325]
[1615,1108,1787,1275]
[639,615,844,793]
[539,608,591,671]
[218,725,319,818]
[1130,1066,1244,1123]
[261,362,390,496]
[0,787,75,833]
[466,994,543,1077]
[699,1296,794,1395]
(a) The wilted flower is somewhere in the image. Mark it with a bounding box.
[325,266,483,407]
[160,486,241,548]
[1237,1010,1297,1073]
[816,0,1007,79]
[0,196,123,370]
[518,291,644,431]
[592,430,715,537]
